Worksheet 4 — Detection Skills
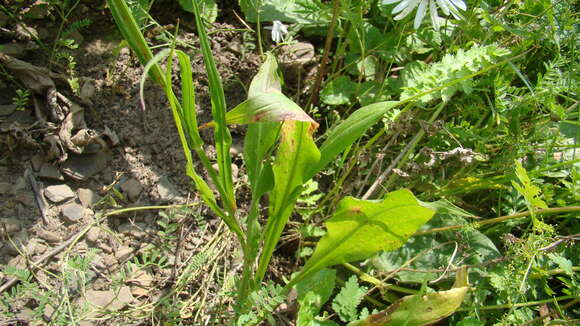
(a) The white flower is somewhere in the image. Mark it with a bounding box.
[264,20,289,43]
[383,0,467,30]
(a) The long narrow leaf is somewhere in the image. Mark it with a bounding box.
[191,0,236,213]
[107,0,164,86]
[256,120,321,281]
[306,101,401,180]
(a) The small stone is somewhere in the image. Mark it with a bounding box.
[0,218,21,236]
[78,188,101,208]
[231,163,239,179]
[118,223,146,239]
[156,176,180,202]
[61,150,111,181]
[128,270,154,297]
[83,286,134,311]
[121,178,143,201]
[0,182,11,195]
[99,243,113,254]
[31,154,44,171]
[14,192,35,207]
[86,227,101,243]
[103,255,117,268]
[34,242,47,255]
[45,184,75,203]
[229,141,243,156]
[61,203,84,222]
[115,245,133,262]
[80,80,96,100]
[39,163,65,181]
[38,229,60,243]
[0,104,16,116]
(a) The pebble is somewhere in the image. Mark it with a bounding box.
[156,176,180,202]
[44,184,75,203]
[115,245,133,262]
[120,178,143,201]
[31,154,44,171]
[118,223,147,239]
[61,203,85,222]
[34,242,48,255]
[83,286,134,311]
[78,188,101,208]
[103,255,118,270]
[98,243,113,254]
[0,218,20,236]
[80,79,96,100]
[39,162,65,181]
[128,270,154,297]
[86,227,101,244]
[38,229,61,243]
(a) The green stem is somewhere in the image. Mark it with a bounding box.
[460,295,575,311]
[414,206,580,237]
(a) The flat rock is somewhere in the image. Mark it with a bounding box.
[115,245,133,262]
[61,150,111,181]
[39,163,65,181]
[156,176,180,202]
[83,286,134,312]
[45,184,75,203]
[78,188,101,208]
[85,227,101,243]
[61,203,84,222]
[0,104,16,116]
[121,178,143,201]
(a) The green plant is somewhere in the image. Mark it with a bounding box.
[105,0,577,324]
[12,89,30,110]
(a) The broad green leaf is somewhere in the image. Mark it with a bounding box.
[348,267,469,326]
[257,120,321,281]
[296,269,336,326]
[294,189,434,286]
[178,0,218,23]
[228,92,318,125]
[321,76,357,105]
[306,101,400,180]
[249,52,282,96]
[239,0,330,24]
[374,200,501,283]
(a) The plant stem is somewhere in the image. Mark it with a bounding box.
[459,295,576,311]
[364,101,446,199]
[308,0,341,108]
[413,206,580,237]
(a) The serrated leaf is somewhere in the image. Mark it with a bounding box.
[348,267,469,326]
[332,275,367,322]
[294,190,434,286]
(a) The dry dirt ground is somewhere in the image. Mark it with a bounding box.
[0,1,299,324]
